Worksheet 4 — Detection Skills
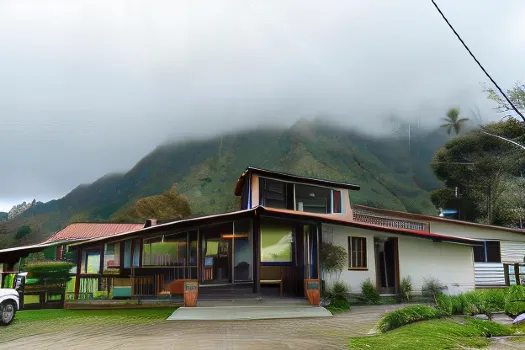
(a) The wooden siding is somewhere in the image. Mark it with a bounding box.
[474,262,505,286]
[501,241,525,263]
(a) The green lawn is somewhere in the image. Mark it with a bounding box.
[3,308,175,343]
[349,318,521,350]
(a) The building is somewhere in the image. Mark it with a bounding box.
[352,205,525,288]
[63,167,482,300]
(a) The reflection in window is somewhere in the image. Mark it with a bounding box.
[261,221,293,263]
[234,220,253,281]
[81,249,101,274]
[295,184,331,214]
[104,243,120,269]
[124,240,132,268]
[260,178,287,209]
[133,239,141,267]
[143,234,187,266]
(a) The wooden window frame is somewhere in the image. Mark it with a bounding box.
[348,236,367,270]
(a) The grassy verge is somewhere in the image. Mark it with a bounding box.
[2,308,175,343]
[349,318,514,350]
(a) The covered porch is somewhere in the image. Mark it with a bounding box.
[69,210,321,303]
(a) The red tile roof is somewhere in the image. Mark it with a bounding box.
[44,223,145,244]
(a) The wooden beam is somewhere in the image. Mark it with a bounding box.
[253,217,261,294]
[74,248,81,300]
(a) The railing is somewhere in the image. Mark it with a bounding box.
[353,212,428,231]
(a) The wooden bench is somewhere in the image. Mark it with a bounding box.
[260,266,283,296]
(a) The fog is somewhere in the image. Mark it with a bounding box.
[1,0,524,211]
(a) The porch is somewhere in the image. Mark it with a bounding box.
[70,215,321,303]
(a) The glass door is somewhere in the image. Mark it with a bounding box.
[200,223,233,285]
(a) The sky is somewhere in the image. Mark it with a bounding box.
[1,0,524,212]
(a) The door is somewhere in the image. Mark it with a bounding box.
[200,226,232,285]
[375,237,399,294]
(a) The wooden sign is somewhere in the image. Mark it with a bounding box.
[304,279,320,306]
[184,280,198,307]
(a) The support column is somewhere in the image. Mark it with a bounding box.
[74,248,81,300]
[253,216,261,294]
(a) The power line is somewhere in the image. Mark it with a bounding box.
[430,0,525,123]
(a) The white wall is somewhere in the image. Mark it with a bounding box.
[430,221,525,243]
[322,224,476,295]
[397,236,475,294]
[322,224,376,293]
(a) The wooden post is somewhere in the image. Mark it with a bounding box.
[504,264,510,286]
[74,248,81,300]
[515,263,520,285]
[253,216,261,294]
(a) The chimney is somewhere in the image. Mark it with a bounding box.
[144,219,158,228]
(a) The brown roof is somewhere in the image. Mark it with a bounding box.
[234,167,360,196]
[353,205,525,234]
[71,206,482,248]
[43,222,145,244]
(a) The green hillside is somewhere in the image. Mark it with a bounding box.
[1,120,446,248]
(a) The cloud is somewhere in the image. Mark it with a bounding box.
[0,0,524,209]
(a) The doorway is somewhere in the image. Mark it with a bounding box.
[374,237,399,294]
[201,225,232,285]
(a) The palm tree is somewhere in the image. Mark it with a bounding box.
[440,108,470,136]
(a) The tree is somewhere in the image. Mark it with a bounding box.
[111,184,191,222]
[431,118,525,225]
[440,107,470,136]
[15,225,32,240]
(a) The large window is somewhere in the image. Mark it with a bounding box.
[295,184,331,214]
[81,249,101,274]
[473,241,501,263]
[261,221,293,263]
[104,243,120,269]
[233,220,253,281]
[143,234,187,266]
[260,178,287,209]
[124,240,132,268]
[348,237,367,269]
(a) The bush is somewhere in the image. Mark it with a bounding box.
[378,305,444,333]
[397,276,412,302]
[361,278,381,305]
[465,318,513,337]
[505,285,525,318]
[436,294,453,315]
[325,281,351,312]
[15,225,32,239]
[22,261,75,287]
[320,242,347,280]
[422,277,446,303]
[435,289,506,319]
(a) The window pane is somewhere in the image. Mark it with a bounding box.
[261,220,293,262]
[348,237,367,268]
[124,241,132,268]
[295,184,331,214]
[104,243,120,269]
[486,241,501,263]
[333,190,342,213]
[260,179,287,209]
[473,245,486,262]
[85,250,100,274]
[143,234,187,266]
[133,239,141,267]
[234,220,253,281]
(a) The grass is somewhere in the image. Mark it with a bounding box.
[349,318,514,350]
[2,308,175,343]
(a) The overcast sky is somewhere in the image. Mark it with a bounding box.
[1,0,524,212]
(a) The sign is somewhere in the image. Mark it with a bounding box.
[184,281,198,291]
[306,280,319,290]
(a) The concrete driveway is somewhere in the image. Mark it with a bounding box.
[2,304,405,350]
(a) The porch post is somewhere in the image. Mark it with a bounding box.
[74,248,81,300]
[253,216,261,294]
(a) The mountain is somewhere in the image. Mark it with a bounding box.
[7,200,36,220]
[1,120,447,248]
[0,212,7,222]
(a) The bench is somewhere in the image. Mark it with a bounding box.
[260,266,283,296]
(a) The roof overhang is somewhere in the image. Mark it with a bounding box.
[234,167,361,196]
[0,242,60,263]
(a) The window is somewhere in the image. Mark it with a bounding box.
[261,221,293,263]
[260,178,287,209]
[474,241,501,263]
[295,184,331,214]
[104,243,120,269]
[124,240,132,268]
[81,249,100,274]
[332,190,342,213]
[143,234,187,266]
[133,239,141,267]
[348,237,367,269]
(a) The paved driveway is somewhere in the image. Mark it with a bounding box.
[2,305,405,350]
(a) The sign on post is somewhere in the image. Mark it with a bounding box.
[184,280,198,307]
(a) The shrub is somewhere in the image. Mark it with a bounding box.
[320,242,347,280]
[361,278,381,305]
[22,261,75,287]
[422,277,446,303]
[397,276,412,302]
[436,294,452,315]
[378,305,444,333]
[325,281,351,312]
[466,318,513,337]
[505,285,525,318]
[15,225,32,239]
